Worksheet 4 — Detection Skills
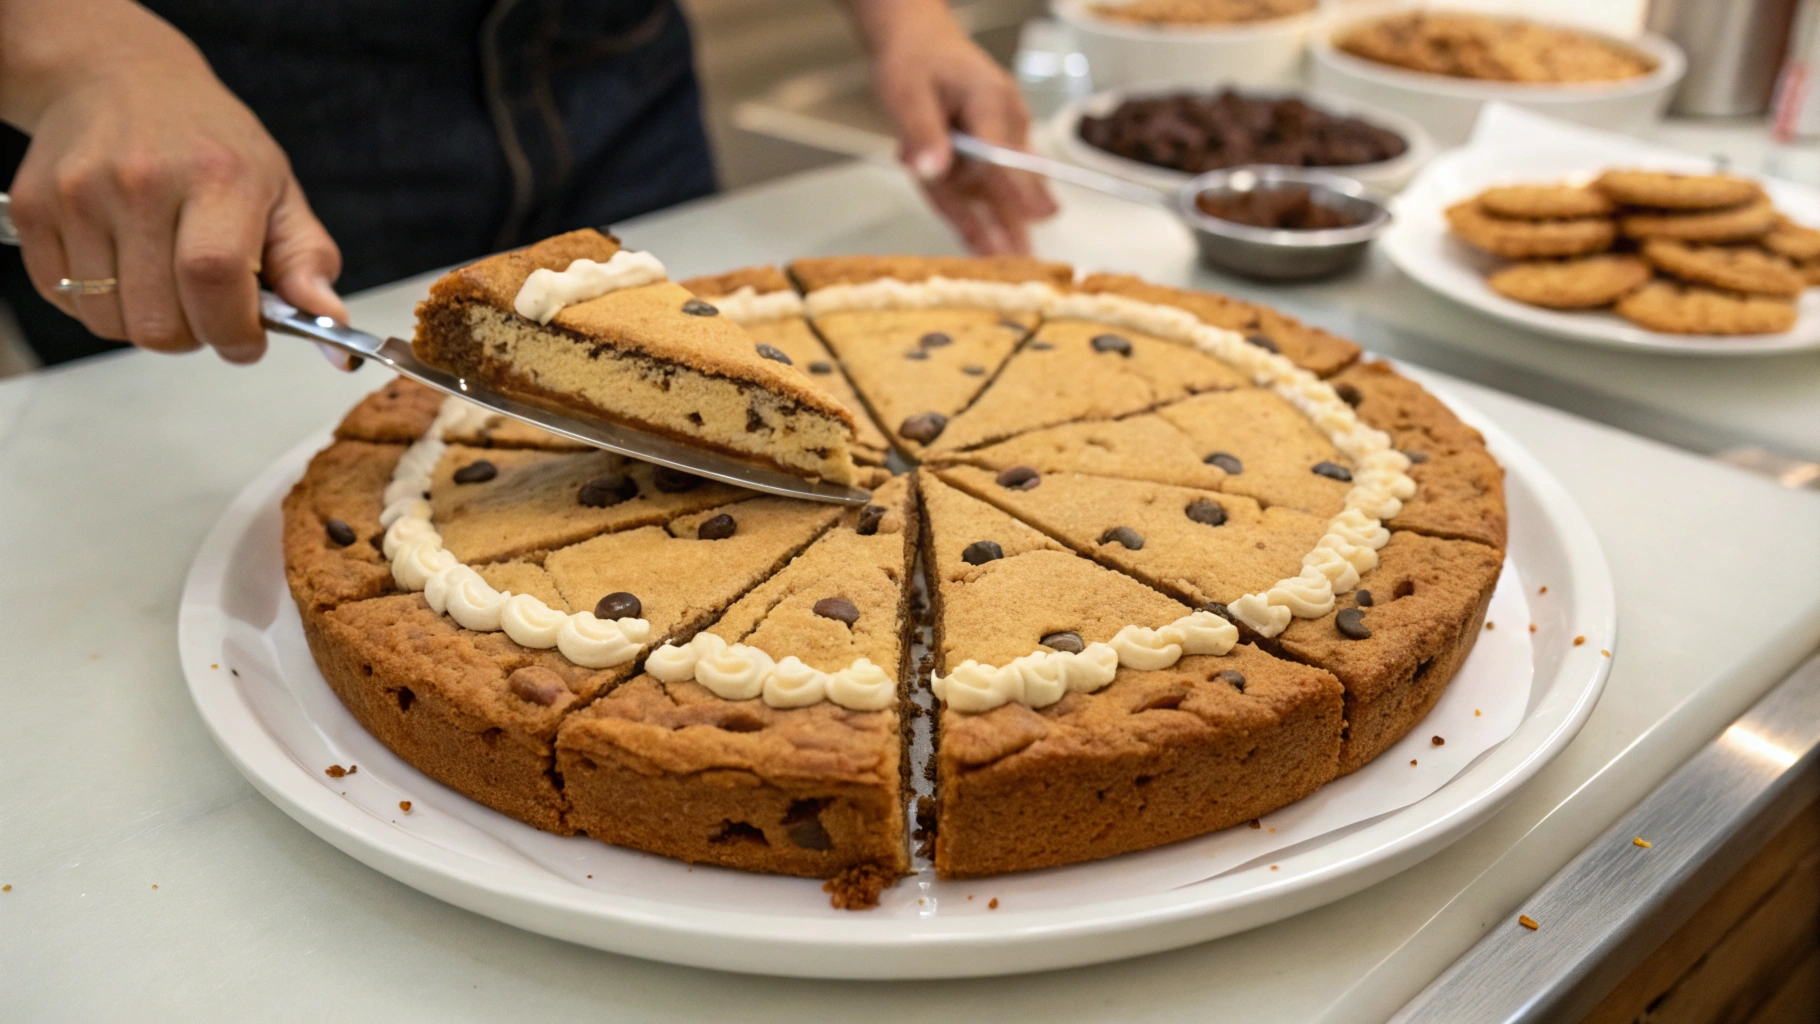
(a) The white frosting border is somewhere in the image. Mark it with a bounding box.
[382,275,1414,715]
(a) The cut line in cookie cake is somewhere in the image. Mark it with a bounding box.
[286,241,1506,908]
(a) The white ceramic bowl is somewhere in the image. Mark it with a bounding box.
[1047,83,1436,195]
[1308,16,1686,147]
[1054,0,1315,89]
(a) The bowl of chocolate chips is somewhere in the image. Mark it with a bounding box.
[1176,165,1390,280]
[1051,86,1433,196]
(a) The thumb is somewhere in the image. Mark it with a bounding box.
[878,65,953,182]
[263,178,356,370]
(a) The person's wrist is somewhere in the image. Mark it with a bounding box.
[0,0,208,130]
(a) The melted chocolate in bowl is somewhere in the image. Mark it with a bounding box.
[1079,90,1407,176]
[1194,186,1362,231]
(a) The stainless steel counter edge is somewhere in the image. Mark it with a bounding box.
[1390,650,1820,1023]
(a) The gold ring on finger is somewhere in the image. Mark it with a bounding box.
[56,277,119,296]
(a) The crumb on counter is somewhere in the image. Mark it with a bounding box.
[325,764,356,778]
[1633,837,1652,849]
[988,898,999,910]
[1539,585,1548,594]
[1602,649,1611,657]
[1529,623,1537,633]
[1410,759,1418,766]
[399,800,412,812]
[1248,819,1261,829]
[1485,621,1495,630]
[1573,636,1586,646]
[1475,709,1482,717]
[1432,736,1445,746]
[1519,914,1539,931]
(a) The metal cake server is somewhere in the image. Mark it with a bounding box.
[257,292,873,505]
[0,191,866,504]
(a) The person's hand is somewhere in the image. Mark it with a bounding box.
[854,0,1057,254]
[1,0,345,364]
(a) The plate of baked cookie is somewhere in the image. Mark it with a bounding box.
[1381,104,1820,356]
[181,239,1616,978]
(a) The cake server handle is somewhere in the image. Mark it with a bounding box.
[258,288,383,370]
[949,131,1171,208]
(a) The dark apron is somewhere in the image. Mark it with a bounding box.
[1,0,716,364]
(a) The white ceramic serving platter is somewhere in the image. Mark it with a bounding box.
[1381,106,1820,357]
[1042,83,1436,196]
[179,383,1613,980]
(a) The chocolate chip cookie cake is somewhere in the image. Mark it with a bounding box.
[287,245,1506,908]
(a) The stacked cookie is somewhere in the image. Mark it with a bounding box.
[1445,170,1817,335]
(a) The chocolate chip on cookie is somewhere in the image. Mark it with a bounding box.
[905,350,929,361]
[1312,461,1352,482]
[1185,498,1227,526]
[1204,601,1234,622]
[1334,383,1363,407]
[808,360,834,375]
[508,666,568,706]
[962,540,1004,565]
[453,460,497,484]
[899,412,947,443]
[1336,607,1372,639]
[999,318,1027,331]
[1355,589,1374,607]
[325,518,357,547]
[653,466,705,493]
[1219,669,1246,692]
[961,364,986,376]
[1028,340,1055,351]
[1090,333,1134,356]
[681,298,719,317]
[1245,333,1280,354]
[1100,526,1144,550]
[919,331,952,349]
[579,473,639,507]
[855,504,888,535]
[813,596,860,626]
[755,343,793,365]
[1403,450,1429,464]
[995,466,1041,490]
[1041,631,1085,654]
[595,591,642,619]
[1204,451,1244,474]
[698,513,738,540]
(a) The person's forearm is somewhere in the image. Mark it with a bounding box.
[0,0,208,130]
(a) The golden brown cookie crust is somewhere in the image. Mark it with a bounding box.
[789,254,1073,292]
[1761,217,1820,262]
[1076,272,1362,376]
[1641,239,1803,298]
[1477,184,1614,220]
[678,264,794,299]
[1619,196,1778,244]
[1615,280,1798,335]
[1446,200,1615,259]
[1487,254,1652,309]
[1595,170,1764,210]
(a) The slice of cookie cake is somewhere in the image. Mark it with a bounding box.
[680,265,893,466]
[413,229,860,485]
[925,315,1246,455]
[919,471,1343,876]
[791,255,1069,456]
[557,474,918,908]
[303,494,842,832]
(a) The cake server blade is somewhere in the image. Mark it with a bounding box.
[259,290,873,506]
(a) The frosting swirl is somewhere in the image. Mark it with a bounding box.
[513,250,667,324]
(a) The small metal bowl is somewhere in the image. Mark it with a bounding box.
[1174,166,1391,281]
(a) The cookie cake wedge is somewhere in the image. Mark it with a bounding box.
[413,229,861,485]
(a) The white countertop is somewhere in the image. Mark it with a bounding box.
[5,162,1820,1021]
